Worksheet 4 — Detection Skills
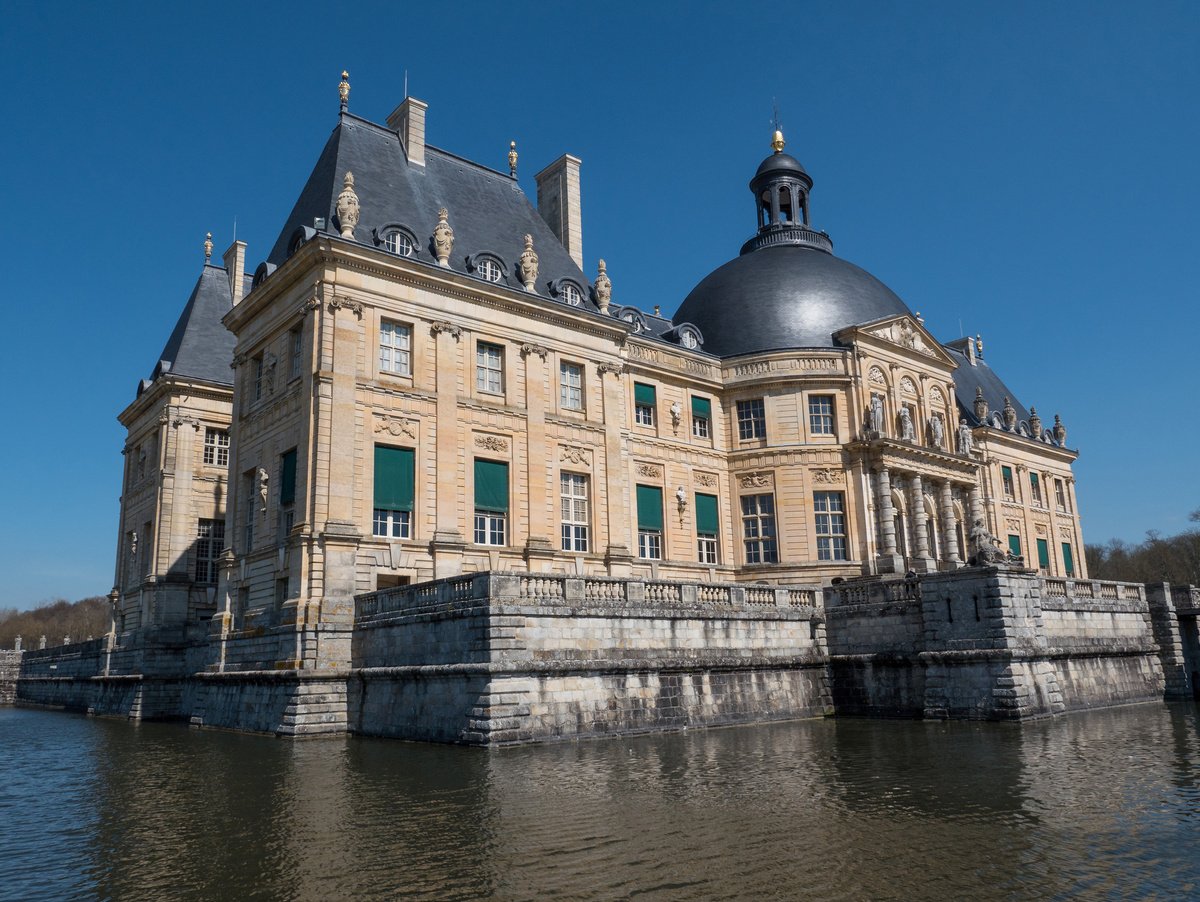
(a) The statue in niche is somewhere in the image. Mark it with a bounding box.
[1002,396,1018,432]
[973,386,988,422]
[257,467,270,513]
[929,413,945,449]
[956,418,974,455]
[899,405,915,441]
[129,531,138,560]
[868,394,886,436]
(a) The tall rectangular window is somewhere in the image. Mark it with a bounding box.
[560,362,584,411]
[1001,465,1015,500]
[1036,538,1050,571]
[279,449,297,538]
[691,396,712,439]
[379,321,411,376]
[560,473,589,552]
[1030,472,1042,506]
[737,399,766,440]
[289,327,303,380]
[741,494,777,563]
[1055,478,1069,512]
[634,383,656,427]
[195,519,225,584]
[636,484,663,559]
[203,428,230,467]
[1062,542,1075,577]
[695,492,719,564]
[474,459,508,545]
[1008,534,1022,558]
[253,355,264,401]
[373,446,414,538]
[808,395,835,435]
[813,491,847,561]
[476,342,504,394]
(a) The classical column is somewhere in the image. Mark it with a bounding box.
[908,473,935,571]
[939,480,961,568]
[874,466,904,574]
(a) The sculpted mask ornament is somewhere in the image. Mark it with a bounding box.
[518,234,539,292]
[336,171,360,239]
[1053,414,1067,445]
[433,208,454,267]
[956,418,974,455]
[1002,396,1017,432]
[594,259,612,313]
[973,387,988,422]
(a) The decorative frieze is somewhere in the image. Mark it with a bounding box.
[560,445,593,466]
[475,435,509,453]
[636,463,663,480]
[374,415,418,440]
[694,472,718,488]
[739,471,772,489]
[811,468,844,485]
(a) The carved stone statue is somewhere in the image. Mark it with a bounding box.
[336,171,360,239]
[594,259,612,313]
[129,530,138,559]
[1029,407,1042,438]
[956,418,974,455]
[670,401,682,430]
[868,394,885,436]
[899,319,917,349]
[899,405,915,442]
[518,234,538,292]
[1002,396,1017,432]
[968,519,1005,566]
[676,486,687,511]
[257,467,270,513]
[433,208,454,267]
[929,413,944,449]
[1053,414,1067,446]
[973,387,988,422]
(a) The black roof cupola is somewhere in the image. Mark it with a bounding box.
[742,129,832,256]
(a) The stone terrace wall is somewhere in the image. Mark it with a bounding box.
[0,649,23,705]
[352,572,830,745]
[1171,585,1200,698]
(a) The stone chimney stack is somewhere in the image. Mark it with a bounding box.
[388,97,428,167]
[535,154,583,269]
[223,240,247,304]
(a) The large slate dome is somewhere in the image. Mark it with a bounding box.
[674,137,914,358]
[675,244,912,357]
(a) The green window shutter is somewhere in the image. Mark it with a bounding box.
[634,383,657,406]
[1062,543,1075,576]
[374,446,415,511]
[474,459,509,513]
[1037,538,1049,568]
[636,485,663,532]
[691,396,712,418]
[280,449,297,505]
[1008,534,1022,557]
[1030,473,1040,488]
[1002,465,1013,481]
[695,493,718,534]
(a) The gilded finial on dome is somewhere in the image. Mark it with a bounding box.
[771,129,786,153]
[338,70,350,112]
[508,141,518,178]
[204,232,213,261]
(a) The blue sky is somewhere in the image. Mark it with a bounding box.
[1,1,1197,608]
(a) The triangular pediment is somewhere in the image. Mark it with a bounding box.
[835,314,956,366]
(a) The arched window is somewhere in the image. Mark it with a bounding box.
[478,259,502,283]
[382,229,414,257]
[779,185,793,223]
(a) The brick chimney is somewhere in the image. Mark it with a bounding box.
[223,240,247,304]
[535,154,583,269]
[387,97,428,167]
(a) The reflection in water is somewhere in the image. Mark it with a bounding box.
[1,704,1198,901]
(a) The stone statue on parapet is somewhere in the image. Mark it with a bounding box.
[968,518,1025,568]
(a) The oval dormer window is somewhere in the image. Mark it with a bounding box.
[382,230,414,257]
[562,283,582,306]
[478,259,502,283]
[681,331,698,350]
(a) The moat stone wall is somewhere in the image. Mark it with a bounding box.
[0,648,23,705]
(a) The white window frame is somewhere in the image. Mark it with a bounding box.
[1055,479,1069,512]
[379,320,412,376]
[560,473,590,552]
[476,342,504,395]
[195,519,225,584]
[474,511,507,545]
[478,258,502,283]
[203,428,230,467]
[561,283,582,306]
[697,535,718,565]
[741,493,778,564]
[638,530,662,560]
[382,230,414,257]
[372,508,412,539]
[737,399,766,440]
[559,362,584,411]
[814,491,847,561]
[808,395,835,435]
[1002,466,1016,501]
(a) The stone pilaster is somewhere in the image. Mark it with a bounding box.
[522,345,552,567]
[432,323,466,576]
[600,366,632,575]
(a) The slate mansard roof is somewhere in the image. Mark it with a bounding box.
[143,264,239,391]
[265,113,593,308]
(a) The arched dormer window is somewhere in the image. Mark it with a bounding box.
[252,261,277,289]
[374,224,418,258]
[287,226,317,259]
[549,278,586,307]
[466,252,507,284]
[614,305,647,334]
[669,323,705,350]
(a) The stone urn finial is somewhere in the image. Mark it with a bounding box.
[1002,396,1017,431]
[508,140,518,177]
[973,386,988,422]
[204,232,213,261]
[338,70,350,112]
[1029,407,1042,438]
[519,234,539,292]
[594,259,612,314]
[336,171,360,239]
[433,208,454,267]
[1053,414,1067,446]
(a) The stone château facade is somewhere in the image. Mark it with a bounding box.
[21,75,1187,745]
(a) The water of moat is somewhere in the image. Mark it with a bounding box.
[3,705,1199,902]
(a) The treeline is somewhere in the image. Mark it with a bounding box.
[1086,522,1200,588]
[0,597,110,650]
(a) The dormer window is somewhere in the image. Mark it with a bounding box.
[479,259,501,282]
[382,229,414,257]
[467,253,507,284]
[562,283,582,306]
